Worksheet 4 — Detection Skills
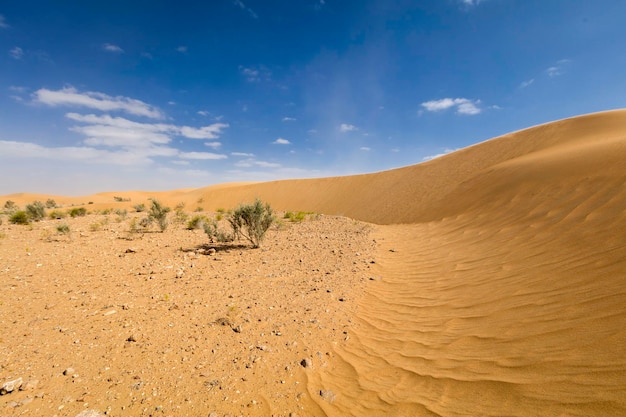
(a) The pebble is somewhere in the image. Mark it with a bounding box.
[1,377,23,395]
[300,358,312,369]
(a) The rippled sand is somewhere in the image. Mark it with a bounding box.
[4,110,626,416]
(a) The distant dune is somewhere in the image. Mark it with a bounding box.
[2,110,625,416]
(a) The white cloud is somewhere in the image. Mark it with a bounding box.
[239,65,270,82]
[179,151,227,160]
[282,117,296,122]
[339,123,357,132]
[421,98,481,115]
[234,158,280,168]
[204,141,222,149]
[546,59,571,78]
[9,46,23,60]
[35,87,164,119]
[231,152,255,157]
[233,0,258,19]
[460,0,485,6]
[520,79,535,88]
[273,138,291,145]
[179,123,229,140]
[0,15,9,29]
[360,147,371,151]
[103,43,124,53]
[176,46,188,53]
[197,110,210,116]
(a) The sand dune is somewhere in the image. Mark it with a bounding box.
[2,110,625,416]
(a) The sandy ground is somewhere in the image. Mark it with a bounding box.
[2,109,626,416]
[0,212,377,416]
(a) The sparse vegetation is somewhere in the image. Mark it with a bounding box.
[69,207,88,217]
[25,201,46,222]
[45,199,57,209]
[56,223,70,236]
[114,196,131,202]
[147,199,171,232]
[49,210,67,219]
[3,200,18,214]
[133,203,146,212]
[228,199,275,248]
[187,215,208,230]
[10,211,30,225]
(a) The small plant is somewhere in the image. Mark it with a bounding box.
[3,200,18,214]
[228,199,275,248]
[10,211,30,225]
[114,196,130,202]
[133,203,146,213]
[49,210,67,219]
[69,207,87,217]
[25,201,46,222]
[195,207,204,212]
[147,199,171,232]
[187,215,208,230]
[56,223,70,235]
[115,209,128,221]
[202,219,234,243]
[90,222,102,232]
[45,199,57,209]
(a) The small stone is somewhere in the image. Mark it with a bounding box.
[320,389,336,403]
[74,410,105,417]
[19,379,39,391]
[125,248,137,253]
[208,248,216,256]
[127,334,137,342]
[63,368,75,376]
[1,377,23,395]
[300,358,312,369]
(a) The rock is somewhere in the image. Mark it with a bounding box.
[126,334,137,342]
[208,248,216,256]
[320,389,336,403]
[74,410,105,417]
[125,248,137,253]
[1,377,23,395]
[19,379,39,391]
[300,358,312,369]
[63,368,75,376]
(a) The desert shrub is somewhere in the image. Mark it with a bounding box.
[49,210,67,219]
[187,215,208,230]
[56,223,70,235]
[45,199,57,209]
[195,207,203,212]
[228,199,275,248]
[3,200,18,214]
[147,199,171,232]
[10,211,30,225]
[133,203,146,213]
[69,207,87,217]
[114,196,130,202]
[202,219,234,243]
[90,222,101,232]
[25,201,46,222]
[174,203,188,224]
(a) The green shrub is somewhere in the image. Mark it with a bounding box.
[114,196,130,202]
[202,219,233,243]
[133,203,146,213]
[228,199,275,248]
[147,199,171,232]
[3,200,18,214]
[56,223,70,235]
[69,207,87,217]
[10,211,30,225]
[49,210,67,219]
[25,201,46,222]
[187,215,208,230]
[45,199,57,209]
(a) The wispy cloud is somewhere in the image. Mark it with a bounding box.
[546,59,570,78]
[282,117,296,122]
[339,123,357,132]
[0,15,9,29]
[176,46,188,53]
[179,151,227,160]
[233,0,258,19]
[360,147,371,151]
[204,141,222,149]
[421,98,482,115]
[231,152,255,157]
[34,87,164,119]
[520,79,535,88]
[272,138,291,145]
[234,158,280,168]
[239,65,271,82]
[197,110,210,116]
[9,46,23,60]
[460,0,486,6]
[103,43,124,53]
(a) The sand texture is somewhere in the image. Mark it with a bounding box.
[1,109,626,416]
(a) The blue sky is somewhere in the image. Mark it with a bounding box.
[1,0,625,195]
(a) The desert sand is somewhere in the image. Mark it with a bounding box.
[1,109,625,416]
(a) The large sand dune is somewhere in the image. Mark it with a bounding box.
[2,110,625,416]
